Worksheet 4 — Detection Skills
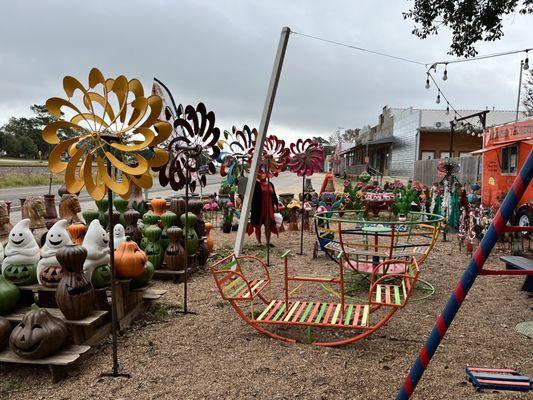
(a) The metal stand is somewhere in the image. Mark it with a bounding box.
[266,158,271,267]
[101,160,130,379]
[298,175,305,255]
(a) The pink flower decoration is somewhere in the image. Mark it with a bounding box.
[249,135,290,180]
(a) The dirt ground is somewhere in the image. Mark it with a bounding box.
[1,227,532,400]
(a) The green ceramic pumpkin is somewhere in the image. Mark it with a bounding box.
[131,261,154,288]
[95,198,109,226]
[82,210,100,226]
[91,264,112,288]
[160,211,178,252]
[113,197,129,226]
[180,212,199,254]
[142,211,160,226]
[145,242,163,269]
[0,274,20,314]
[3,264,37,286]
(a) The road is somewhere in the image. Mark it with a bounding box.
[1,171,325,224]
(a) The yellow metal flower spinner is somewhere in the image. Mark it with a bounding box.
[43,68,171,200]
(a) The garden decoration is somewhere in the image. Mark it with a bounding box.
[313,210,443,277]
[396,152,533,400]
[0,242,3,263]
[288,138,324,254]
[113,224,127,248]
[152,77,221,314]
[286,199,300,231]
[37,219,72,288]
[0,273,19,314]
[150,198,167,216]
[113,197,129,226]
[59,194,83,225]
[164,227,187,270]
[82,209,100,227]
[437,160,461,240]
[82,219,111,285]
[248,134,289,266]
[220,125,257,187]
[160,210,178,253]
[67,223,87,245]
[9,304,68,359]
[465,366,532,393]
[43,67,170,378]
[55,245,96,320]
[2,219,40,286]
[114,238,148,279]
[205,222,214,253]
[43,194,59,230]
[0,316,10,348]
[124,209,142,245]
[139,211,160,250]
[0,201,13,243]
[21,196,47,245]
[211,250,420,346]
[143,224,163,269]
[95,198,109,226]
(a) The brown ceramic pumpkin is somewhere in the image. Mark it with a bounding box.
[114,238,147,279]
[67,223,87,245]
[165,227,187,270]
[151,198,167,216]
[55,245,95,320]
[9,304,67,359]
[39,264,63,288]
[0,316,11,349]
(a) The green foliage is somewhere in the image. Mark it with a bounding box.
[523,74,533,116]
[404,0,533,57]
[0,104,77,159]
[0,172,63,188]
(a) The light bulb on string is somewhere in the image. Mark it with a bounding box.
[425,74,430,89]
[446,104,450,115]
[436,91,441,104]
[442,64,448,81]
[453,113,458,125]
[524,51,529,70]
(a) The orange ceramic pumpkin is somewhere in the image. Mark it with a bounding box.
[114,238,147,278]
[150,198,167,216]
[67,223,87,245]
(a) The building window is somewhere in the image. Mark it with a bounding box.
[421,151,434,160]
[440,151,451,159]
[501,145,517,174]
[459,152,471,157]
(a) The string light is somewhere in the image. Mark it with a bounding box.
[446,104,450,115]
[442,64,448,81]
[436,91,441,104]
[425,74,430,89]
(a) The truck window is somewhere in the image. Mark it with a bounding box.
[501,145,517,174]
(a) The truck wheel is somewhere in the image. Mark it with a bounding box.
[516,208,533,237]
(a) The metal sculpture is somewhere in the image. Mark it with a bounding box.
[43,67,171,377]
[152,77,220,314]
[248,135,289,265]
[288,139,324,254]
[220,125,257,186]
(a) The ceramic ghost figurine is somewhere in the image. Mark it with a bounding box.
[113,224,126,248]
[37,220,72,287]
[82,220,110,281]
[2,219,40,285]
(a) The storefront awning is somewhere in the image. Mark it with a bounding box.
[366,137,396,146]
[470,136,533,154]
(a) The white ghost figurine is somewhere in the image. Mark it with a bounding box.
[82,219,110,281]
[113,224,126,248]
[37,219,72,285]
[2,219,40,273]
[0,242,4,264]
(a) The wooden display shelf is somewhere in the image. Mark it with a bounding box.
[0,345,91,383]
[4,307,107,327]
[154,267,198,283]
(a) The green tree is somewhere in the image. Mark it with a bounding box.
[0,104,76,159]
[523,73,533,116]
[404,0,533,57]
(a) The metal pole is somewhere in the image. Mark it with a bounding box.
[107,162,119,375]
[299,175,305,255]
[234,26,291,256]
[183,167,189,313]
[516,60,524,122]
[396,150,533,399]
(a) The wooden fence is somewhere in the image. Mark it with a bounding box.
[413,156,481,186]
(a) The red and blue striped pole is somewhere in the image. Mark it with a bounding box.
[396,150,533,400]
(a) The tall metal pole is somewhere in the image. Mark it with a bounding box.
[516,60,524,123]
[299,175,305,255]
[234,26,291,256]
[396,151,533,399]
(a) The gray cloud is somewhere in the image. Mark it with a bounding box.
[0,0,531,141]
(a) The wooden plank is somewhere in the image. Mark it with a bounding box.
[300,302,314,322]
[331,304,342,325]
[322,303,335,325]
[314,303,328,324]
[265,300,284,321]
[4,307,107,327]
[401,279,407,299]
[376,285,382,303]
[291,302,307,322]
[306,302,321,323]
[0,345,90,366]
[343,305,354,325]
[143,289,166,301]
[272,303,287,322]
[352,305,362,326]
[385,285,391,305]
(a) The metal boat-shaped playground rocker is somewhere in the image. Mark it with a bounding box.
[211,211,443,346]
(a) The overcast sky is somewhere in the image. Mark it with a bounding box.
[1,0,532,141]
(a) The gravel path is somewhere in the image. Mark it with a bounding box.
[1,229,532,400]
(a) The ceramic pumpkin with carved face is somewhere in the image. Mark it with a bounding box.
[115,238,147,279]
[9,304,67,359]
[0,316,11,348]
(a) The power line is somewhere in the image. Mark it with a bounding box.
[429,47,533,68]
[292,31,427,66]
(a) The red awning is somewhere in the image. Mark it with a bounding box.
[470,136,533,154]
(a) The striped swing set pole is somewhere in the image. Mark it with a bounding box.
[396,150,533,400]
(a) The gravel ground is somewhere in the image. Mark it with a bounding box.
[1,228,532,400]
